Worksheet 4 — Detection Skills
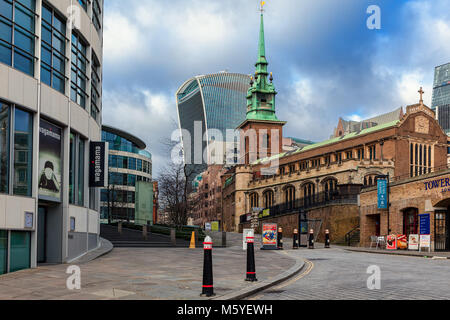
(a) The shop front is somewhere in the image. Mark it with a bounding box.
[360,169,450,251]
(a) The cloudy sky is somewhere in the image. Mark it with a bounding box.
[102,0,450,176]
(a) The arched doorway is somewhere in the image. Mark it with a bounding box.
[402,207,419,236]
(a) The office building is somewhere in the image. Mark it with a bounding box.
[432,63,450,134]
[101,125,153,224]
[0,0,104,275]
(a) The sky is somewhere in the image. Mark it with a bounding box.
[101,0,450,177]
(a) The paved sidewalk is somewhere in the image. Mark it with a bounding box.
[0,245,295,300]
[339,245,450,259]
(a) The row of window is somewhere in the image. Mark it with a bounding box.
[278,146,377,176]
[108,155,152,174]
[77,0,102,33]
[108,172,151,187]
[0,0,102,119]
[101,189,135,204]
[410,143,432,178]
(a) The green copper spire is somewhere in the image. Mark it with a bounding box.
[246,12,280,122]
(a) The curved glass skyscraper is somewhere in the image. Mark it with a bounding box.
[176,72,250,179]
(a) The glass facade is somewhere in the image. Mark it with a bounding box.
[432,63,450,134]
[71,32,88,108]
[91,52,101,122]
[102,130,148,155]
[9,231,30,273]
[92,0,101,32]
[69,133,85,205]
[0,0,36,76]
[176,73,250,180]
[0,102,10,193]
[41,3,66,93]
[13,107,32,196]
[0,230,6,275]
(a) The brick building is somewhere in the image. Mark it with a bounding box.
[220,12,448,245]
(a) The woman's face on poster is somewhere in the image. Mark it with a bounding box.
[45,167,53,180]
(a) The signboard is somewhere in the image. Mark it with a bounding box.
[211,221,219,232]
[24,212,33,229]
[261,223,278,250]
[243,229,253,250]
[205,223,212,231]
[408,234,419,251]
[419,234,431,252]
[386,235,397,250]
[419,214,431,235]
[38,119,62,202]
[377,179,388,209]
[262,209,270,217]
[397,235,408,250]
[89,142,108,187]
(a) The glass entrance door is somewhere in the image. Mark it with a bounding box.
[435,210,449,251]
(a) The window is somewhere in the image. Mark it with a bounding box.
[0,230,6,275]
[0,102,10,193]
[369,145,376,161]
[71,32,88,108]
[13,108,32,196]
[91,51,101,121]
[69,132,86,205]
[285,186,295,210]
[77,0,87,11]
[0,0,36,76]
[9,231,30,273]
[92,0,102,32]
[263,190,274,209]
[403,208,418,236]
[250,193,259,209]
[303,183,315,207]
[41,3,66,93]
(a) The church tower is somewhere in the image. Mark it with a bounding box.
[238,7,286,165]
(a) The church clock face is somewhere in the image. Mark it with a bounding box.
[415,115,429,134]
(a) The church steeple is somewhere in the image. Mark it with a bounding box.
[246,11,280,122]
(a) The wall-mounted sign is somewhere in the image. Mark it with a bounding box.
[386,235,397,250]
[377,179,388,209]
[38,119,62,202]
[261,223,278,250]
[408,234,419,251]
[24,212,33,229]
[89,142,108,187]
[419,214,431,235]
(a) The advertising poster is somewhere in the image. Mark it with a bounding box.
[205,223,212,231]
[386,235,397,250]
[397,235,408,250]
[211,221,219,232]
[38,119,62,202]
[408,234,419,251]
[419,235,431,249]
[261,223,278,250]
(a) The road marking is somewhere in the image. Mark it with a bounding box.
[248,258,314,300]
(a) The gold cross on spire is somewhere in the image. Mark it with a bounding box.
[418,87,424,104]
[260,1,266,13]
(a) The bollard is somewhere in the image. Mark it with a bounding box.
[325,229,331,248]
[201,236,215,297]
[118,221,122,235]
[308,229,314,249]
[293,229,299,249]
[277,227,284,250]
[170,228,176,246]
[143,225,148,240]
[245,231,258,282]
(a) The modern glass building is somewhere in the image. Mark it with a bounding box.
[176,72,250,179]
[101,125,153,224]
[0,0,104,275]
[432,63,450,134]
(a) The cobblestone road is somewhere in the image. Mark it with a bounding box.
[250,248,450,300]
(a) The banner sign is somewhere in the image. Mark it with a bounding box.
[38,119,62,202]
[89,142,108,187]
[377,179,388,209]
[386,235,397,250]
[419,214,431,235]
[408,234,419,251]
[261,223,278,250]
[397,235,408,250]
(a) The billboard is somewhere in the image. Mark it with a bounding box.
[38,119,62,202]
[89,142,108,187]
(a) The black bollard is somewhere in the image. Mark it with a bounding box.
[308,229,314,249]
[277,227,284,250]
[201,236,215,297]
[245,232,258,282]
[293,229,299,249]
[325,229,331,248]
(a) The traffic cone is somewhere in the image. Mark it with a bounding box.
[189,231,196,249]
[293,229,299,249]
[277,227,283,250]
[308,229,314,249]
[245,230,258,282]
[325,229,331,248]
[201,236,215,297]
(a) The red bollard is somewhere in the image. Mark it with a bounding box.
[201,236,215,297]
[325,229,331,248]
[293,229,299,249]
[308,229,314,249]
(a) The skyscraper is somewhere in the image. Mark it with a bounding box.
[431,63,450,134]
[176,72,250,179]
